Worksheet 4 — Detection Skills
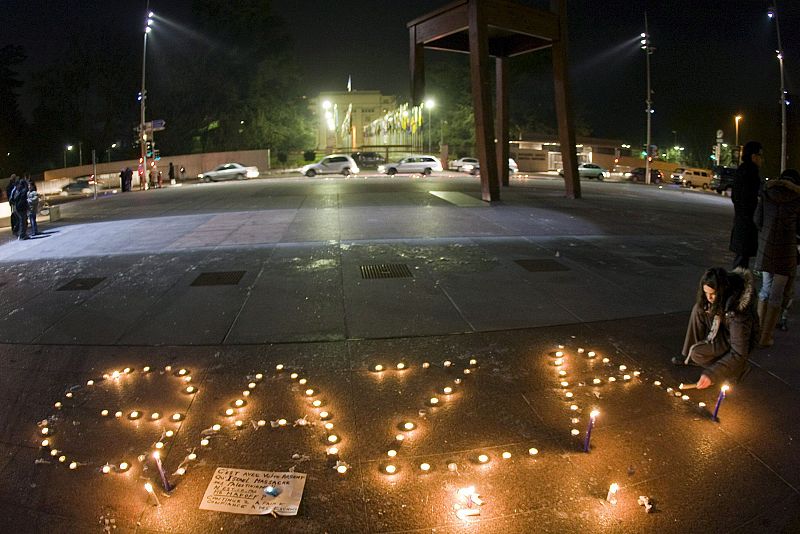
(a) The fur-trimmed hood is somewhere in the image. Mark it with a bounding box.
[726,268,756,314]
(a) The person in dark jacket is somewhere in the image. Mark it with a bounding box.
[6,174,19,235]
[754,169,800,346]
[672,267,758,389]
[729,141,763,269]
[12,178,29,239]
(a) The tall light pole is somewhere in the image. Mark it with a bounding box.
[734,115,742,147]
[63,144,73,169]
[768,4,787,172]
[640,14,655,185]
[424,98,435,153]
[140,8,154,189]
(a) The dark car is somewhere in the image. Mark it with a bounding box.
[351,151,386,168]
[627,167,664,184]
[710,166,737,193]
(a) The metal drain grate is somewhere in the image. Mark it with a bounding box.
[57,277,106,291]
[360,264,413,279]
[191,271,246,286]
[514,259,570,272]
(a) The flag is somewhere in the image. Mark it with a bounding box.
[347,75,352,92]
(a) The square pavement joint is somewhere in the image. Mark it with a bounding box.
[360,264,413,279]
[190,271,246,286]
[56,277,106,291]
[514,259,570,272]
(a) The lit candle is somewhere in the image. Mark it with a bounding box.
[577,348,585,353]
[327,434,339,443]
[41,439,49,447]
[420,462,431,471]
[143,366,151,373]
[528,447,539,456]
[606,483,619,505]
[101,409,109,416]
[698,401,707,408]
[144,482,161,506]
[200,438,209,446]
[558,370,567,377]
[712,384,730,421]
[681,395,690,401]
[242,390,250,397]
[569,404,578,411]
[463,369,471,375]
[443,387,453,395]
[653,380,662,386]
[155,441,164,449]
[623,374,631,381]
[178,368,187,376]
[571,429,580,436]
[50,449,59,457]
[583,410,599,452]
[248,382,257,389]
[65,392,73,398]
[185,386,196,394]
[403,422,415,430]
[608,377,616,382]
[41,427,49,435]
[397,362,406,370]
[234,399,244,407]
[298,378,307,385]
[422,362,430,368]
[477,454,489,463]
[592,378,601,385]
[165,430,174,438]
[225,408,234,416]
[553,358,564,366]
[430,397,439,405]
[171,413,183,422]
[87,380,95,386]
[151,412,160,420]
[276,364,284,371]
[211,424,221,431]
[324,422,334,430]
[129,411,140,419]
[601,357,609,363]
[443,360,452,367]
[278,418,287,426]
[187,453,197,461]
[560,381,569,387]
[319,411,330,419]
[312,400,322,407]
[153,451,172,491]
[115,411,123,418]
[395,434,405,442]
[69,461,77,470]
[123,367,131,374]
[502,451,511,459]
[235,420,243,428]
[384,464,397,474]
[102,464,111,474]
[255,373,263,380]
[257,420,266,427]
[305,389,315,396]
[176,467,186,476]
[336,464,348,474]
[619,365,627,372]
[555,351,563,357]
[374,365,384,372]
[469,359,477,366]
[565,392,574,398]
[119,461,129,471]
[587,351,596,358]
[387,449,397,458]
[327,447,339,455]
[290,373,298,379]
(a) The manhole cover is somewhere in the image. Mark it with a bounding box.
[514,259,570,272]
[360,264,413,279]
[191,271,246,286]
[57,277,106,291]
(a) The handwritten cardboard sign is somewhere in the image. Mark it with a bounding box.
[199,467,307,516]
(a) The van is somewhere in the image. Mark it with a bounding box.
[670,167,714,189]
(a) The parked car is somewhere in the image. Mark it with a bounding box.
[300,155,359,177]
[351,152,386,168]
[710,166,737,193]
[670,167,714,189]
[627,167,664,184]
[461,158,520,175]
[558,163,608,180]
[448,157,479,172]
[378,155,443,175]
[198,163,259,182]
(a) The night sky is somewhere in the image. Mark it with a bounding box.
[5,0,800,171]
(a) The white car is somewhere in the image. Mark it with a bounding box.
[300,155,359,177]
[460,158,519,175]
[378,155,443,175]
[199,163,259,182]
[448,157,479,172]
[558,163,607,180]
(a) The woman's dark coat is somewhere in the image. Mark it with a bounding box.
[754,179,800,275]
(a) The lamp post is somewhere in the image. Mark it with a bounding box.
[139,8,154,189]
[640,14,655,185]
[425,98,435,153]
[106,143,117,164]
[734,115,742,147]
[63,144,73,169]
[768,4,787,173]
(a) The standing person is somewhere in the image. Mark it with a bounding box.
[729,141,763,269]
[753,169,800,346]
[27,181,40,236]
[168,162,175,185]
[124,167,133,192]
[12,178,29,240]
[672,267,759,388]
[6,174,19,235]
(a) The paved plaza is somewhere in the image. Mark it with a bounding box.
[0,174,798,533]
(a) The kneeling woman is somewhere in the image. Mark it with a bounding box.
[674,267,759,389]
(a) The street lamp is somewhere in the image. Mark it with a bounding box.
[424,98,435,153]
[640,15,655,185]
[734,115,742,148]
[63,144,73,169]
[139,8,154,189]
[107,143,117,163]
[768,4,787,172]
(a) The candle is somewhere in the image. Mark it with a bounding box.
[397,362,406,370]
[601,357,609,363]
[153,452,172,491]
[606,483,619,505]
[276,364,284,371]
[374,365,384,372]
[278,418,287,426]
[578,348,585,353]
[115,411,123,418]
[187,453,197,461]
[155,441,164,449]
[420,462,431,471]
[395,434,405,442]
[200,438,209,446]
[102,464,111,474]
[235,420,243,428]
[101,409,109,416]
[143,366,151,373]
[565,392,574,398]
[290,372,298,379]
[324,422,334,430]
[712,385,730,421]
[257,420,266,427]
[422,362,430,368]
[469,359,477,366]
[319,411,330,419]
[185,386,196,394]
[234,399,245,407]
[679,382,697,390]
[119,462,129,471]
[129,411,140,419]
[429,397,439,405]
[571,429,580,436]
[144,482,161,506]
[477,454,489,463]
[528,447,539,456]
[443,387,453,395]
[255,373,264,380]
[242,390,250,397]
[178,368,187,376]
[41,439,49,447]
[298,378,307,385]
[327,446,339,455]
[312,400,322,407]
[69,461,77,470]
[583,410,599,452]
[327,434,339,443]
[443,360,452,367]
[387,449,397,457]
[305,389,315,396]
[560,381,569,387]
[165,430,174,438]
[171,413,183,422]
[653,380,662,386]
[384,464,397,474]
[176,467,186,476]
[555,351,563,357]
[336,464,348,474]
[151,412,160,420]
[403,422,415,430]
[225,408,234,416]
[619,365,627,371]
[502,451,511,459]
[698,402,706,408]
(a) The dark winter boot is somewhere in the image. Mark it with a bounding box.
[757,299,767,330]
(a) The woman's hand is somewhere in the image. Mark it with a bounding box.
[696,374,713,389]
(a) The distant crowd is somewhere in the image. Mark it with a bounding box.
[5,174,40,240]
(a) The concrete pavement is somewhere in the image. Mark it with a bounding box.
[0,174,798,533]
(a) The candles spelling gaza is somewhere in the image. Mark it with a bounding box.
[583,410,599,452]
[712,384,730,421]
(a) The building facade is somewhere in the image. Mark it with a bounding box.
[310,91,397,153]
